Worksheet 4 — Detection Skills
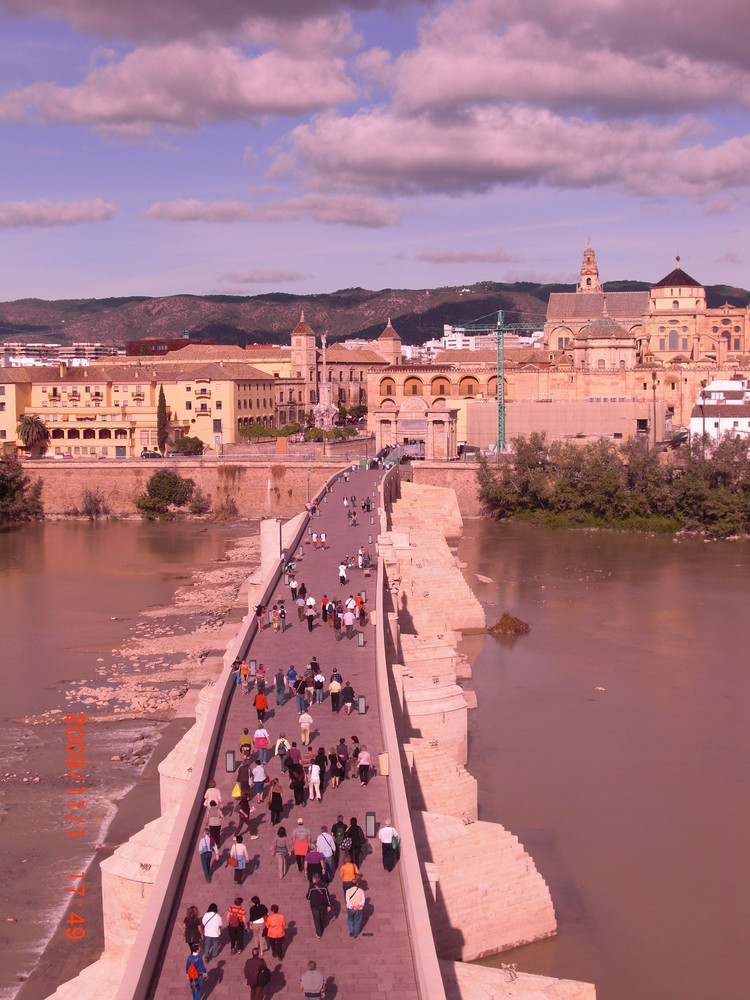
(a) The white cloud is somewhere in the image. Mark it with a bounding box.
[281,106,750,200]
[0,39,356,134]
[143,200,253,222]
[0,198,114,228]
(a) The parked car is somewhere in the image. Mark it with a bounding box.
[140,449,162,459]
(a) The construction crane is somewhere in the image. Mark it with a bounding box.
[443,309,547,452]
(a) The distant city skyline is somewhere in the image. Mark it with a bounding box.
[1,0,748,300]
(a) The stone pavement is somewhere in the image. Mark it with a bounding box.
[149,466,420,1000]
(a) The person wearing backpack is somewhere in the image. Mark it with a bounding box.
[243,946,271,999]
[185,944,206,998]
[226,897,247,954]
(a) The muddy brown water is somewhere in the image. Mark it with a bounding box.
[0,521,246,998]
[458,520,750,1000]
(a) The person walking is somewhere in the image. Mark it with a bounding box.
[357,745,372,786]
[292,817,311,872]
[377,820,399,871]
[182,905,204,953]
[272,825,289,879]
[279,602,287,633]
[266,777,284,825]
[296,593,306,622]
[234,792,255,839]
[345,883,365,938]
[332,815,347,866]
[313,666,325,704]
[316,826,336,882]
[294,674,308,713]
[328,675,341,713]
[305,603,316,633]
[226,897,247,954]
[312,530,318,550]
[299,960,326,999]
[338,853,362,894]
[338,561,347,586]
[290,576,298,603]
[289,761,307,807]
[306,874,332,939]
[244,947,271,1000]
[320,531,326,550]
[206,798,223,847]
[264,904,286,960]
[307,759,322,802]
[254,726,270,765]
[229,834,249,885]
[345,817,366,867]
[328,747,343,789]
[198,827,218,883]
[271,605,280,633]
[299,708,313,747]
[201,903,222,962]
[342,606,355,640]
[255,603,265,632]
[274,731,290,770]
[341,682,355,715]
[253,690,268,725]
[336,737,349,780]
[248,896,269,955]
[275,668,286,706]
[185,944,207,999]
[304,845,326,885]
[252,760,267,803]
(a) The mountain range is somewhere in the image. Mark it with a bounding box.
[1,280,748,348]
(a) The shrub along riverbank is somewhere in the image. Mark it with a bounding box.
[477,433,750,538]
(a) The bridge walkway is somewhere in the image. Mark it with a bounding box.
[148,466,420,1000]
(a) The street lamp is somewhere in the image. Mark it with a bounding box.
[700,378,707,459]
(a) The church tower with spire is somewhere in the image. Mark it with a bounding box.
[577,239,603,294]
[291,311,318,411]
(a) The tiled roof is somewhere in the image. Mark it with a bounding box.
[323,346,386,364]
[575,317,631,340]
[546,291,648,321]
[378,320,401,342]
[691,403,750,417]
[293,311,315,336]
[653,266,703,289]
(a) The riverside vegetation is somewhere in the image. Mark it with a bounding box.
[477,433,750,537]
[0,456,44,525]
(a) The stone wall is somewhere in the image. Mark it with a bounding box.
[28,460,345,517]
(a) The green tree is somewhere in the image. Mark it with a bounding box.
[135,469,194,518]
[156,386,168,454]
[16,414,51,457]
[0,456,44,524]
[348,404,368,419]
[174,435,204,455]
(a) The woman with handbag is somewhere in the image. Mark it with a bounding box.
[229,834,249,885]
[247,895,269,955]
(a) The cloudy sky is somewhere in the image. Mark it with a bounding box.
[1,0,748,301]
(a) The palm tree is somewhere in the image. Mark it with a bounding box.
[17,414,51,457]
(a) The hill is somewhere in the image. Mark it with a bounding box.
[0,280,747,348]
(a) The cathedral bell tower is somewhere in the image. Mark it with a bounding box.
[577,239,603,293]
[291,311,318,411]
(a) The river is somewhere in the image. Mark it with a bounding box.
[458,520,750,1000]
[0,521,251,999]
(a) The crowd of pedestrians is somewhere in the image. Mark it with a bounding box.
[181,469,402,999]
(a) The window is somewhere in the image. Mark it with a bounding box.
[598,359,605,370]
[213,419,222,433]
[0,402,4,412]
[682,339,688,351]
[386,384,392,395]
[199,403,208,412]
[140,431,149,445]
[0,386,4,395]
[735,339,741,351]
[216,400,222,410]
[672,301,679,310]
[669,330,678,351]
[186,401,192,410]
[186,386,191,392]
[659,338,666,351]
[0,430,5,439]
[439,384,445,395]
